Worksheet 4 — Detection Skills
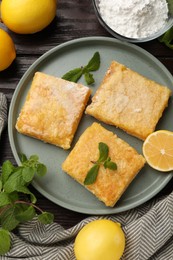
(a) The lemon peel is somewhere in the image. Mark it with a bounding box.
[0,29,16,71]
[74,219,125,260]
[1,0,57,34]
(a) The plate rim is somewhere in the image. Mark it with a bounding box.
[8,36,173,215]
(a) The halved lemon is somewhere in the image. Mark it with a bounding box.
[142,130,173,172]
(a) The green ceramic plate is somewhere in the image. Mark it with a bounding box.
[8,37,173,214]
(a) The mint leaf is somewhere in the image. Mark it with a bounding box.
[84,164,100,185]
[1,160,14,185]
[15,205,36,222]
[104,159,117,170]
[0,179,2,191]
[84,51,100,71]
[0,229,11,255]
[98,142,109,162]
[8,191,19,203]
[36,163,47,176]
[159,27,173,49]
[22,166,35,183]
[3,169,26,193]
[0,193,11,207]
[29,192,37,204]
[84,72,95,85]
[15,186,37,203]
[20,153,27,163]
[29,155,39,162]
[0,206,19,231]
[38,212,54,224]
[62,68,83,82]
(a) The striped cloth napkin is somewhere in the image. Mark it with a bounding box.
[0,92,173,260]
[0,93,7,137]
[1,192,173,260]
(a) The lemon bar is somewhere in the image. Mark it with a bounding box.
[16,72,91,149]
[62,122,145,207]
[86,61,171,140]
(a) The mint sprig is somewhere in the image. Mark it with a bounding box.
[159,27,173,49]
[84,142,117,185]
[0,155,54,255]
[62,52,100,85]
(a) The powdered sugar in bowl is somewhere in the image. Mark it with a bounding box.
[92,0,173,43]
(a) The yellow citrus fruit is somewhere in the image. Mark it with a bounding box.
[0,0,57,34]
[74,219,125,260]
[142,130,173,172]
[0,29,16,71]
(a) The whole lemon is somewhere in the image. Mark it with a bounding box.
[0,29,16,71]
[0,0,57,34]
[74,219,125,260]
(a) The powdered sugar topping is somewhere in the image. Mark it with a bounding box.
[98,0,169,38]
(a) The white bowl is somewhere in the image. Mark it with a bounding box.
[92,0,173,43]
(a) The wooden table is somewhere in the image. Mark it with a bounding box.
[0,0,173,229]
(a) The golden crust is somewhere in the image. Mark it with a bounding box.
[86,61,171,140]
[15,72,91,149]
[62,122,146,207]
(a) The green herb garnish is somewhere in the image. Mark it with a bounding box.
[159,27,173,49]
[62,52,100,85]
[0,154,54,255]
[84,142,117,185]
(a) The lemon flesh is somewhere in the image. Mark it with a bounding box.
[74,219,125,260]
[1,0,57,34]
[142,130,173,172]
